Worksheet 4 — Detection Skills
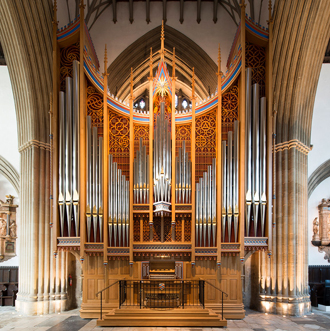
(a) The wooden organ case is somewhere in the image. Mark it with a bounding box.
[51,1,273,322]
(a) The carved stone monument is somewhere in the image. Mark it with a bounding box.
[0,195,18,261]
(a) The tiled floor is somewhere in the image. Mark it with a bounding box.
[0,306,329,331]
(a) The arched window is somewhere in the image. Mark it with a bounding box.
[139,99,145,109]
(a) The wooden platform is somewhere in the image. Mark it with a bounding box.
[97,307,227,327]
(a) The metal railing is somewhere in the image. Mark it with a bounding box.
[118,279,205,309]
[96,279,121,320]
[96,278,228,320]
[202,279,228,320]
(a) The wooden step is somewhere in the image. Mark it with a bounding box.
[97,308,227,327]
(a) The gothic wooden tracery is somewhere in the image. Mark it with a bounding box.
[60,43,80,91]
[87,85,103,128]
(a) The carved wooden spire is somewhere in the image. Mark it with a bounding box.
[53,0,58,25]
[130,67,134,99]
[172,47,176,78]
[268,0,273,23]
[103,45,108,77]
[217,44,221,76]
[161,20,165,60]
[149,47,153,78]
[192,67,195,99]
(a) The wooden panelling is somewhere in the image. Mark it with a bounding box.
[87,279,95,300]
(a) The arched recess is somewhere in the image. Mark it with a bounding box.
[0,0,66,315]
[258,0,330,316]
[308,159,330,198]
[273,0,330,146]
[108,25,218,101]
[0,156,19,194]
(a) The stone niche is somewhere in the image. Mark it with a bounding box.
[312,198,330,262]
[0,195,18,262]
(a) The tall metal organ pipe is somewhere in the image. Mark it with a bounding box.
[133,138,149,204]
[176,141,192,204]
[195,159,216,247]
[58,60,80,238]
[153,102,172,215]
[221,121,239,242]
[245,67,267,237]
[86,117,103,242]
[107,156,129,247]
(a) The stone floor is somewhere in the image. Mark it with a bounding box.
[0,307,329,331]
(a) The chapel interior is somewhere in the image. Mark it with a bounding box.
[1,0,330,327]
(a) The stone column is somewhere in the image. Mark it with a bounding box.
[15,145,67,315]
[259,145,310,316]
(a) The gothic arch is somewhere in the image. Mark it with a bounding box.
[308,159,330,198]
[0,156,19,194]
[108,25,218,101]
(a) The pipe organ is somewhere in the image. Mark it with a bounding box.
[176,141,192,204]
[108,155,130,247]
[86,117,103,242]
[133,138,149,204]
[53,11,273,320]
[245,68,267,238]
[153,102,172,215]
[221,121,239,243]
[58,60,80,238]
[195,158,216,246]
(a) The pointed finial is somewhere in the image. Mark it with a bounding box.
[240,0,246,9]
[161,20,165,59]
[52,0,58,25]
[172,47,176,78]
[192,67,195,98]
[268,0,273,23]
[103,44,108,76]
[149,47,153,78]
[130,67,134,98]
[217,44,221,76]
[80,0,86,9]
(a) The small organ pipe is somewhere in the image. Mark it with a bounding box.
[108,154,113,246]
[98,137,103,242]
[153,102,172,212]
[113,162,118,246]
[92,126,98,242]
[196,182,199,245]
[260,97,267,236]
[176,141,191,204]
[252,83,260,237]
[133,138,149,204]
[245,68,252,236]
[72,60,80,237]
[243,70,268,238]
[233,121,239,242]
[58,92,65,237]
[65,77,73,237]
[227,131,233,242]
[195,159,216,246]
[212,158,216,245]
[86,116,92,242]
[222,140,227,242]
[118,168,122,246]
[106,155,130,247]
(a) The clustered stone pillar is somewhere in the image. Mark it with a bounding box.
[15,144,68,315]
[259,145,310,316]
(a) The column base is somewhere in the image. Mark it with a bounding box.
[16,293,67,315]
[259,294,311,316]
